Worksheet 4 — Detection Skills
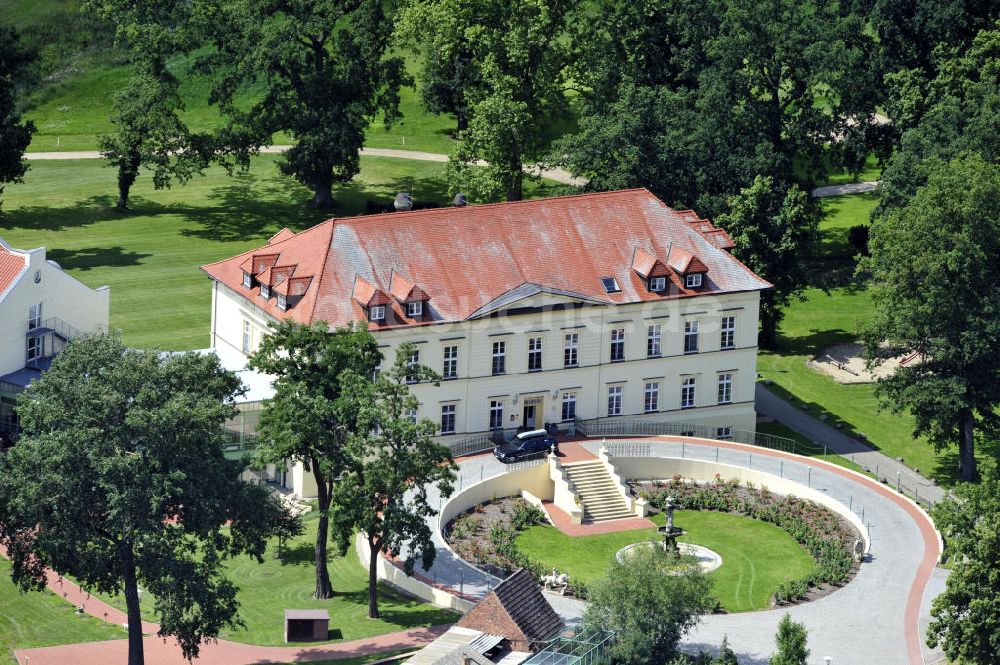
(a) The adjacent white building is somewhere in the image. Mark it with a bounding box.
[0,237,110,440]
[201,189,770,498]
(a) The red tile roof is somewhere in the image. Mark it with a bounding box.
[201,188,770,328]
[631,247,671,278]
[0,245,27,296]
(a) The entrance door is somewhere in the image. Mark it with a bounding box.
[523,404,536,429]
[521,396,543,429]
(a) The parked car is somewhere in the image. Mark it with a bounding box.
[493,429,559,463]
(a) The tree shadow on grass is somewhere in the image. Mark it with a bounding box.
[48,246,151,271]
[332,587,458,626]
[0,195,120,233]
[773,327,856,358]
[277,541,317,567]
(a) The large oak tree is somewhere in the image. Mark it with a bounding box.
[0,335,281,665]
[0,26,36,209]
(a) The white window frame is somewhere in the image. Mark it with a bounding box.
[718,373,733,404]
[681,377,696,409]
[564,333,579,368]
[721,316,736,350]
[644,381,659,413]
[528,337,543,372]
[370,305,386,322]
[684,320,699,353]
[647,324,661,358]
[685,273,703,288]
[441,404,457,434]
[649,276,666,291]
[716,426,733,440]
[489,400,504,430]
[442,345,458,379]
[403,408,418,424]
[561,392,577,422]
[242,272,252,288]
[607,385,623,416]
[492,340,506,375]
[406,349,420,384]
[407,301,423,317]
[277,293,287,311]
[260,284,270,299]
[242,320,251,354]
[610,328,625,362]
[26,336,41,361]
[28,303,42,331]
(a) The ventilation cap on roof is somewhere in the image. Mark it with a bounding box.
[394,192,413,211]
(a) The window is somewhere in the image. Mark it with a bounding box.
[601,276,620,293]
[260,284,270,299]
[681,377,696,409]
[647,324,661,358]
[407,301,423,317]
[242,320,251,354]
[403,408,418,424]
[680,430,696,437]
[442,345,458,379]
[28,303,41,331]
[242,272,252,288]
[564,333,579,368]
[610,328,625,362]
[607,385,623,416]
[644,382,659,413]
[684,320,699,353]
[718,373,733,404]
[528,337,542,372]
[277,293,287,311]
[561,392,577,422]
[492,341,506,375]
[685,273,703,288]
[721,316,736,350]
[370,305,386,322]
[441,404,456,434]
[26,337,41,361]
[649,276,666,291]
[489,400,504,430]
[406,349,419,383]
[716,426,733,440]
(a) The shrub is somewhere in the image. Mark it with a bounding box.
[848,224,870,255]
[510,498,547,531]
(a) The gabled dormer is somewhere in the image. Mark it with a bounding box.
[238,253,280,290]
[273,275,312,312]
[353,276,392,323]
[631,247,671,293]
[667,246,709,290]
[388,272,431,321]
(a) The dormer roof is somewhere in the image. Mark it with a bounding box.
[631,247,671,278]
[389,272,431,302]
[668,246,710,274]
[352,276,391,307]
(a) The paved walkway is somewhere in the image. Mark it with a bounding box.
[812,181,879,197]
[24,147,587,187]
[14,625,448,665]
[420,436,942,665]
[755,383,944,505]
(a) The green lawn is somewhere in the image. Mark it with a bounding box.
[755,421,867,474]
[0,558,125,665]
[516,510,815,613]
[0,156,561,350]
[91,512,457,646]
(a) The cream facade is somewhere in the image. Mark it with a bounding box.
[209,279,760,443]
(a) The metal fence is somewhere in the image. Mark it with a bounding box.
[574,416,797,454]
[446,429,508,457]
[522,629,616,665]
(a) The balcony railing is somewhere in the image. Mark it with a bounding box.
[573,416,796,454]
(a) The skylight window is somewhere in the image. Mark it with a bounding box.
[601,277,620,293]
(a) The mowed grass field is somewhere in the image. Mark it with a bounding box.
[0,559,125,665]
[516,510,815,612]
[91,512,457,646]
[0,156,561,350]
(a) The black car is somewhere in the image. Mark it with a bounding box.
[493,429,559,463]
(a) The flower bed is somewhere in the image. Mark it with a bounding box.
[635,475,860,604]
[444,496,548,580]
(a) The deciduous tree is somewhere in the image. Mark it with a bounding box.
[0,26,36,209]
[715,175,820,348]
[247,320,381,599]
[199,0,407,208]
[0,335,281,665]
[928,461,1000,663]
[861,155,1000,482]
[584,546,715,665]
[332,343,456,618]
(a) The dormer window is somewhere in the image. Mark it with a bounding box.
[277,293,287,311]
[370,305,386,322]
[260,284,270,299]
[407,301,423,317]
[649,276,666,291]
[685,273,703,289]
[243,272,252,288]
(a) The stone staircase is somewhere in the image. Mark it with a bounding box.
[563,460,635,523]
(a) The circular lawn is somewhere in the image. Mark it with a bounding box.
[515,510,815,612]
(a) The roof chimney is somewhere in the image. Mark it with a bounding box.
[453,192,468,207]
[394,192,413,211]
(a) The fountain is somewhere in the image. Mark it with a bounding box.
[658,495,686,557]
